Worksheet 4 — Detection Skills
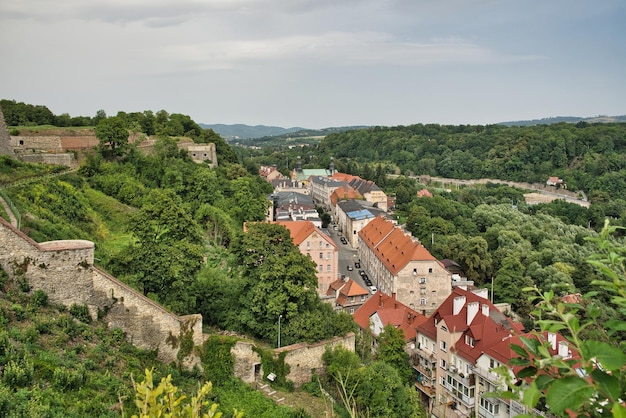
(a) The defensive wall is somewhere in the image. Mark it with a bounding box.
[0,217,203,367]
[0,216,355,383]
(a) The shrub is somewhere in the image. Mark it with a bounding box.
[2,358,34,388]
[31,289,48,307]
[52,366,85,391]
[69,304,92,323]
[11,304,25,321]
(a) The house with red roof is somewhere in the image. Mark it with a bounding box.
[276,220,339,296]
[357,216,452,314]
[326,277,370,314]
[353,291,428,349]
[411,287,574,418]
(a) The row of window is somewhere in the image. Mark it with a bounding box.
[318,265,332,272]
[306,240,331,249]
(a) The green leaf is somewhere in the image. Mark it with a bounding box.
[581,340,626,371]
[510,344,529,358]
[535,374,554,390]
[546,376,595,414]
[516,366,538,379]
[591,369,621,402]
[522,381,541,409]
[612,401,626,418]
[509,357,530,366]
[520,336,540,356]
[606,320,626,332]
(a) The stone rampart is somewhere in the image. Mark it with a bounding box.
[278,333,356,387]
[0,106,14,156]
[18,153,75,167]
[12,135,63,151]
[232,341,262,384]
[0,217,203,367]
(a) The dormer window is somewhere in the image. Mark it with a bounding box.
[465,335,475,347]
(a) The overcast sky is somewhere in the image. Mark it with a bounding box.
[1,0,624,128]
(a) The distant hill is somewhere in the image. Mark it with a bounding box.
[199,123,307,139]
[499,115,626,126]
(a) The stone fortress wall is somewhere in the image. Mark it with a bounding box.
[0,216,354,383]
[0,217,203,367]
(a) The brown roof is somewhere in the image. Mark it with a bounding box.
[276,220,336,249]
[330,185,363,205]
[353,291,428,340]
[358,216,436,275]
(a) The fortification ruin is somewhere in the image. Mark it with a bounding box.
[0,216,354,384]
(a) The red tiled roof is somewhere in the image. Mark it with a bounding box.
[417,189,433,198]
[358,216,436,275]
[330,185,362,205]
[417,287,524,348]
[332,172,360,182]
[276,220,337,249]
[353,291,428,341]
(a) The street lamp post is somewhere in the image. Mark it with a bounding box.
[278,314,282,348]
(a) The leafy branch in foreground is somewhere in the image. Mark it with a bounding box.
[126,368,243,418]
[491,220,626,417]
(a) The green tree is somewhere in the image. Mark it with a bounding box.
[492,221,626,417]
[376,325,412,384]
[95,116,129,157]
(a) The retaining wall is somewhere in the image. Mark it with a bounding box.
[0,217,203,367]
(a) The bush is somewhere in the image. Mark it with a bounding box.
[2,358,34,388]
[69,304,92,323]
[31,289,48,307]
[52,366,85,391]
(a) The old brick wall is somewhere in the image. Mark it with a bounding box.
[0,217,203,367]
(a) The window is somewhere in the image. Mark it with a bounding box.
[318,265,323,272]
[420,287,427,295]
[420,298,426,305]
[480,398,499,414]
[327,264,331,272]
[419,277,426,284]
[428,268,433,273]
[440,359,447,369]
[327,252,331,260]
[440,341,447,352]
[319,252,323,259]
[350,308,355,314]
[465,335,475,347]
[319,241,323,247]
[306,241,310,249]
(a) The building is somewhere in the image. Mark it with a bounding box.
[310,176,347,210]
[269,191,318,223]
[411,287,531,418]
[332,173,388,211]
[326,277,370,313]
[334,200,386,248]
[353,291,428,348]
[357,216,452,314]
[276,220,339,296]
[259,165,285,181]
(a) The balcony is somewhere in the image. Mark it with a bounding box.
[472,366,501,385]
[442,381,474,407]
[415,380,436,397]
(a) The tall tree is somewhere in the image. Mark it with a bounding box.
[95,116,129,158]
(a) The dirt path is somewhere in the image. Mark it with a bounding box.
[0,194,18,227]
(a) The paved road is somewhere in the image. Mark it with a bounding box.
[325,226,374,292]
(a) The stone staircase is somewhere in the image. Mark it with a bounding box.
[257,382,289,406]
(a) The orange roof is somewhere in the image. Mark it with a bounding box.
[276,220,336,249]
[353,291,428,341]
[330,185,362,205]
[332,172,360,182]
[417,189,433,198]
[358,216,435,275]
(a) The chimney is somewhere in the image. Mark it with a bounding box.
[481,303,489,317]
[467,301,479,325]
[453,296,466,315]
[548,332,557,351]
[558,341,570,358]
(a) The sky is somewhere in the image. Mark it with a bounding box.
[1,0,625,129]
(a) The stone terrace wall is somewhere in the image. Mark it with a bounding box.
[12,136,63,152]
[0,217,203,367]
[19,153,75,167]
[279,333,356,387]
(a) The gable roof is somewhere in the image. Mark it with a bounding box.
[330,185,363,205]
[276,220,337,249]
[416,287,524,360]
[353,291,428,340]
[358,216,436,275]
[327,278,369,307]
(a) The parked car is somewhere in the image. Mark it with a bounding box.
[364,278,372,286]
[340,237,347,244]
[368,286,377,294]
[354,261,361,269]
[347,265,353,271]
[359,270,365,276]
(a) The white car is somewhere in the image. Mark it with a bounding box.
[368,286,377,294]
